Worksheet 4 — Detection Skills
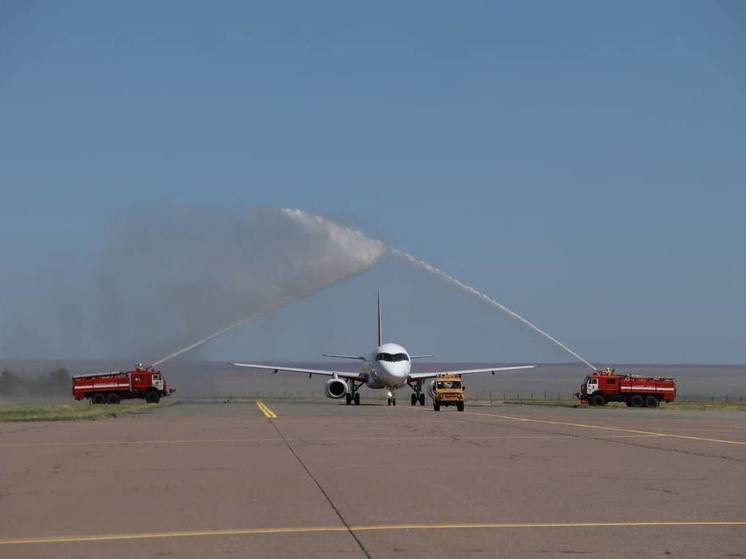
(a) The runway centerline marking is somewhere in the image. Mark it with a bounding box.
[1,520,744,546]
[462,411,746,446]
[256,401,277,419]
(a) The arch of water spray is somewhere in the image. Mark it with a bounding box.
[152,209,596,371]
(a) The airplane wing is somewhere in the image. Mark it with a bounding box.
[231,362,366,381]
[321,354,365,360]
[408,364,536,380]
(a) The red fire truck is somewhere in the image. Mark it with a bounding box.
[576,369,676,407]
[72,365,173,405]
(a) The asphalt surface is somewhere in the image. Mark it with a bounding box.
[1,400,745,558]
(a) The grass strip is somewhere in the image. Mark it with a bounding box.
[0,401,176,422]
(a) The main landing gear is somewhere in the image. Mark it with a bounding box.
[408,381,426,406]
[345,381,363,405]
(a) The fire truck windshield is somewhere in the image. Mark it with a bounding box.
[437,381,461,389]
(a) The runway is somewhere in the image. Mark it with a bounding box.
[1,401,745,557]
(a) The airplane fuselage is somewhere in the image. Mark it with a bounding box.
[362,342,411,390]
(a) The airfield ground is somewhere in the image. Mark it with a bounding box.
[1,401,744,558]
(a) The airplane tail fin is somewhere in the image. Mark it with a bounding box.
[377,291,383,346]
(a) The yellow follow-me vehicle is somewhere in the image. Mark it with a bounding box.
[431,373,465,412]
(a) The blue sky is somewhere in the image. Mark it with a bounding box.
[1,1,745,363]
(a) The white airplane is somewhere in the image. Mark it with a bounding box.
[232,293,535,406]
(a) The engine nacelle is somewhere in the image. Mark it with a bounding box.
[426,380,436,399]
[325,378,348,399]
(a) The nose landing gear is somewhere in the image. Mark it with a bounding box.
[386,390,396,406]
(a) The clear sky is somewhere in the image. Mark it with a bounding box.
[1,1,745,363]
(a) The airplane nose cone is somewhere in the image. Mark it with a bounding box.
[382,362,408,380]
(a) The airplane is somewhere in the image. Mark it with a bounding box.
[232,293,535,406]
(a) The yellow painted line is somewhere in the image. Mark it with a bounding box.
[256,401,272,418]
[1,520,745,546]
[256,401,277,419]
[0,438,283,448]
[463,411,746,446]
[0,433,667,449]
[289,433,663,442]
[0,526,345,545]
[263,401,278,419]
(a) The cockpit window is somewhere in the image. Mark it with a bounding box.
[375,352,409,362]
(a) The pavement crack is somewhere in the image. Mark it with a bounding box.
[267,420,372,559]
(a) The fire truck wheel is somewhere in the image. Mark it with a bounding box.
[629,395,644,408]
[457,402,464,412]
[92,393,106,405]
[433,402,440,411]
[106,393,120,405]
[644,396,659,408]
[590,394,606,407]
[419,393,425,406]
[145,390,161,404]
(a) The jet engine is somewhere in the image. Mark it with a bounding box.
[325,378,348,399]
[426,380,436,399]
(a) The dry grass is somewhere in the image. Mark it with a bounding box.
[0,401,174,422]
